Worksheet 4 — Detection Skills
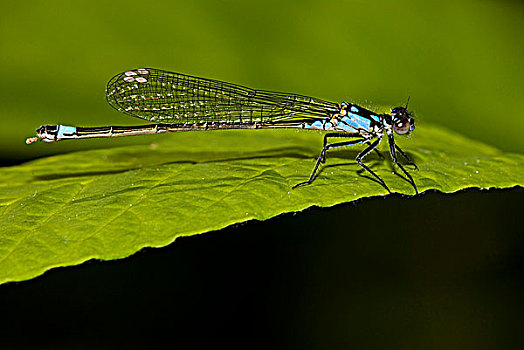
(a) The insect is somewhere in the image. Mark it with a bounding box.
[26,68,418,194]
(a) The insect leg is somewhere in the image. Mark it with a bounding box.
[387,132,419,194]
[370,142,385,159]
[319,133,360,163]
[293,134,365,189]
[395,144,418,170]
[355,137,392,193]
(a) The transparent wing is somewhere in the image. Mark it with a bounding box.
[106,68,339,126]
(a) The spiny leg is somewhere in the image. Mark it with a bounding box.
[355,137,392,193]
[395,144,418,170]
[318,135,383,163]
[293,134,366,189]
[370,142,385,159]
[387,131,419,194]
[319,133,361,163]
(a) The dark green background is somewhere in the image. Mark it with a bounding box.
[1,1,523,349]
[2,0,523,164]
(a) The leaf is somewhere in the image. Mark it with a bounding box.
[1,123,523,284]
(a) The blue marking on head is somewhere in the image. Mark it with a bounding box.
[350,106,359,113]
[57,125,77,138]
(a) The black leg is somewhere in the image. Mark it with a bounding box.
[395,144,418,170]
[369,141,385,159]
[320,133,361,163]
[293,134,365,189]
[355,137,391,193]
[387,131,418,194]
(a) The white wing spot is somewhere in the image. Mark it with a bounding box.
[125,71,137,76]
[137,69,150,75]
[135,77,148,83]
[123,76,135,82]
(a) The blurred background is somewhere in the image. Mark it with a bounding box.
[1,0,523,165]
[1,0,523,349]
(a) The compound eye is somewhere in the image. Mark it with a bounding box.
[393,118,411,135]
[391,106,407,117]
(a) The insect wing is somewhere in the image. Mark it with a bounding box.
[105,68,338,126]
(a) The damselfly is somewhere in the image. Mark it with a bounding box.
[26,68,419,194]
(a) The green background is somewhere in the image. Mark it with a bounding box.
[1,0,523,348]
[2,0,524,164]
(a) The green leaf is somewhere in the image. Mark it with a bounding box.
[1,123,523,284]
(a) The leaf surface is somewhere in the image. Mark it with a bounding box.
[1,123,522,283]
